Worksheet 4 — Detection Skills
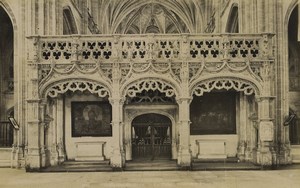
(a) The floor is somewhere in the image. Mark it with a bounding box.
[0,165,299,188]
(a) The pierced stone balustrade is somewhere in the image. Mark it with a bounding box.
[28,33,274,64]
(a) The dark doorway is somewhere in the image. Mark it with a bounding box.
[0,6,14,147]
[131,113,172,160]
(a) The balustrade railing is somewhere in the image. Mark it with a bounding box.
[0,121,13,147]
[29,33,274,64]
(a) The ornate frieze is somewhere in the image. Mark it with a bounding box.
[34,34,273,63]
[125,79,176,98]
[192,78,259,96]
[28,33,274,99]
[43,80,110,98]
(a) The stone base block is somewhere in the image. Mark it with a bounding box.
[75,141,105,161]
[196,139,227,159]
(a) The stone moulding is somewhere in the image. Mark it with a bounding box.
[31,33,274,64]
[124,79,177,98]
[191,78,260,96]
[41,79,110,98]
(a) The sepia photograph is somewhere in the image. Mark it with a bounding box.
[0,0,299,187]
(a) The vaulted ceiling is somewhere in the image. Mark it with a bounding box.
[94,0,207,34]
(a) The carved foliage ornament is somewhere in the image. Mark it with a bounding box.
[126,80,176,98]
[45,80,109,98]
[193,79,257,96]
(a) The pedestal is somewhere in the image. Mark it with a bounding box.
[196,139,227,159]
[75,141,105,161]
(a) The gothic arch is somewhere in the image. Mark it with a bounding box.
[225,3,239,33]
[40,79,111,99]
[129,111,175,128]
[0,1,18,32]
[190,77,261,97]
[63,6,78,35]
[283,0,299,116]
[121,78,180,99]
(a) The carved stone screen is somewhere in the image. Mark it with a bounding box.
[71,101,112,137]
[190,92,236,135]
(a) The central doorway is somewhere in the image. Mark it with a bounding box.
[131,113,172,160]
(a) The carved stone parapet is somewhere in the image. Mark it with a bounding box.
[27,35,40,62]
[221,34,230,60]
[261,33,275,59]
[71,35,81,62]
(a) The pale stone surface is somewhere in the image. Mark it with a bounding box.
[0,168,299,188]
[75,141,105,161]
[196,139,226,159]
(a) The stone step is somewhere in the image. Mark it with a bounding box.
[192,162,261,171]
[62,160,110,166]
[192,157,239,163]
[0,160,10,168]
[40,160,112,172]
[124,160,178,171]
[291,145,300,163]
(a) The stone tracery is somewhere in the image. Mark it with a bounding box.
[125,79,177,98]
[43,80,110,98]
[192,78,259,96]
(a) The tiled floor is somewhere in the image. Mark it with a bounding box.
[0,166,299,188]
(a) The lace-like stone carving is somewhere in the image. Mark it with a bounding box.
[41,41,72,60]
[45,80,109,98]
[190,39,220,59]
[126,80,176,98]
[193,79,257,96]
[82,41,112,60]
[229,38,259,58]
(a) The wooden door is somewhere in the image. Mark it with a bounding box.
[131,114,171,160]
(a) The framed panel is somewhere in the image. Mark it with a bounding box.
[8,117,19,130]
[190,92,236,135]
[71,101,112,137]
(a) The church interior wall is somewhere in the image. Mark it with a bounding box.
[64,93,114,160]
[1,0,299,169]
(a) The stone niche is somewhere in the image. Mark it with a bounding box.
[75,141,106,161]
[196,139,227,159]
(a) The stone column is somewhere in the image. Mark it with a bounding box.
[255,96,275,166]
[56,96,66,163]
[49,99,59,166]
[109,98,123,170]
[109,59,124,169]
[26,36,42,171]
[39,100,47,168]
[177,98,192,169]
[237,94,247,161]
[255,60,275,166]
[26,75,48,170]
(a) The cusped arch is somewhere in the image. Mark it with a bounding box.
[122,78,180,99]
[41,79,111,99]
[190,77,261,97]
[129,111,175,128]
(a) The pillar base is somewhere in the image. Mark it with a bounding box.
[178,149,191,170]
[110,150,123,170]
[11,145,25,168]
[254,147,274,166]
[25,155,41,171]
[278,143,292,165]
